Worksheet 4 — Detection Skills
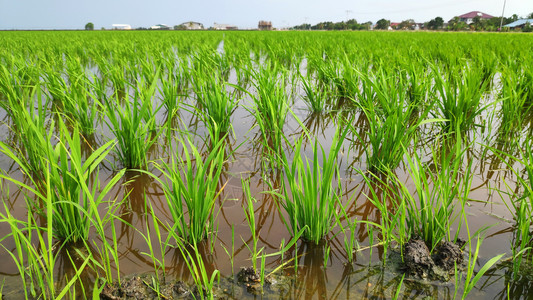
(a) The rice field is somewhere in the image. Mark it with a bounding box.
[0,30,532,299]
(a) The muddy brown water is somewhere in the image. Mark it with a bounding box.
[0,68,530,299]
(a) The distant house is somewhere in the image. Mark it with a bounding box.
[390,22,400,29]
[453,11,494,24]
[150,24,170,30]
[180,21,204,30]
[112,24,132,30]
[213,23,238,30]
[258,21,272,30]
[504,19,533,29]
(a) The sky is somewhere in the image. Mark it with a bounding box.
[0,0,532,30]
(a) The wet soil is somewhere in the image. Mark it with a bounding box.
[100,275,191,300]
[237,267,262,294]
[400,238,466,281]
[99,269,294,300]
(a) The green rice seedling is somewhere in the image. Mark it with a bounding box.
[220,225,235,276]
[136,201,175,284]
[1,86,51,180]
[0,65,49,166]
[0,119,125,243]
[356,172,404,260]
[241,177,264,273]
[248,65,290,155]
[516,65,533,106]
[400,59,430,109]
[134,71,162,132]
[460,236,504,300]
[89,71,109,104]
[473,50,498,90]
[392,274,405,300]
[171,237,220,300]
[135,56,160,85]
[323,244,331,268]
[277,127,347,244]
[0,176,92,299]
[398,137,472,252]
[44,65,101,136]
[499,64,532,132]
[335,202,358,263]
[104,75,162,169]
[491,140,533,277]
[94,56,130,96]
[432,63,492,133]
[0,62,41,113]
[299,73,329,113]
[88,214,123,285]
[260,252,267,284]
[147,136,226,244]
[356,134,472,257]
[159,57,186,118]
[192,71,239,135]
[352,69,434,173]
[312,56,351,100]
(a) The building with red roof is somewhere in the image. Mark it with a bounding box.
[453,11,495,24]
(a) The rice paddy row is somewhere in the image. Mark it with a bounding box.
[0,30,532,299]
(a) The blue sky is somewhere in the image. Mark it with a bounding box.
[0,0,532,29]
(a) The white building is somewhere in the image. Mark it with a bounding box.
[180,21,204,30]
[213,23,237,30]
[112,24,132,30]
[150,24,170,30]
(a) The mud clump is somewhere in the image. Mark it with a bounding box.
[403,239,435,278]
[402,238,465,281]
[100,275,190,300]
[434,241,463,272]
[237,267,262,294]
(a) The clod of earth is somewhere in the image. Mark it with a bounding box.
[403,239,435,279]
[100,275,190,300]
[434,241,464,272]
[237,267,262,294]
[402,239,465,281]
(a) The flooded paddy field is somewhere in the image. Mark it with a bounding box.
[0,31,533,299]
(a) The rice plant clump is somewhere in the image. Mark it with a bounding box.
[0,119,125,243]
[149,137,226,244]
[278,128,346,244]
[104,75,162,169]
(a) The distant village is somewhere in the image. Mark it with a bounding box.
[102,11,533,32]
[108,20,270,31]
[292,11,533,32]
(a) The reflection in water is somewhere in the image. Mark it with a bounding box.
[53,242,98,299]
[79,133,98,160]
[283,241,329,300]
[165,240,217,282]
[485,264,533,300]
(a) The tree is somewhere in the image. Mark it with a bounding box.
[427,17,444,30]
[398,19,415,30]
[334,22,345,30]
[448,17,467,31]
[524,22,533,33]
[360,21,372,30]
[472,16,485,31]
[346,19,359,30]
[85,22,94,30]
[375,19,390,30]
